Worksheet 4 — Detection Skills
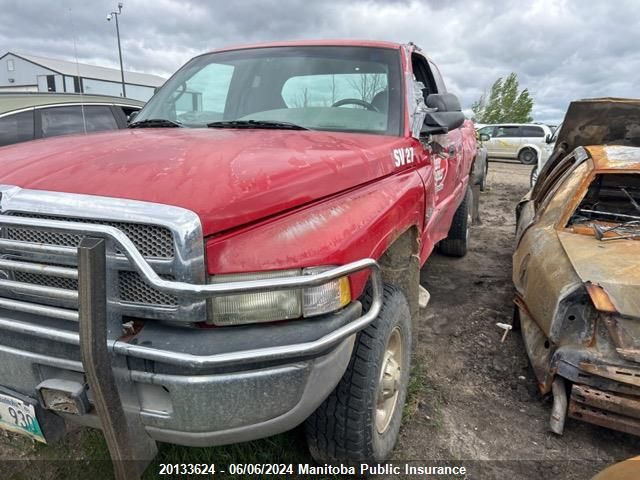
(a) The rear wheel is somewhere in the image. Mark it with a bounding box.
[439,187,472,257]
[518,148,537,165]
[305,285,411,464]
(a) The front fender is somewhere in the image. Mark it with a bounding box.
[205,171,426,299]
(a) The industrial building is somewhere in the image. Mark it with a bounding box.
[0,51,165,101]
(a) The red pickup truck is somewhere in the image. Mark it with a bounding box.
[0,40,476,468]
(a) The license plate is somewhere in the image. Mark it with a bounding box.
[0,392,46,443]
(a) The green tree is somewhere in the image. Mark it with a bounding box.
[472,73,534,123]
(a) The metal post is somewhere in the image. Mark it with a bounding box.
[108,3,126,98]
[77,237,156,479]
[114,12,126,98]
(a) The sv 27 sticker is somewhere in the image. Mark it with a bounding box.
[393,147,414,167]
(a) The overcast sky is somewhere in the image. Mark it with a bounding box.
[1,0,638,123]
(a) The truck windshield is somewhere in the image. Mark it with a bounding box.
[133,46,402,135]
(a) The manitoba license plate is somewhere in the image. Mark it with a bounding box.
[0,392,46,443]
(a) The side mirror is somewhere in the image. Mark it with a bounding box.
[545,133,553,144]
[421,93,465,135]
[127,111,139,123]
[479,133,491,142]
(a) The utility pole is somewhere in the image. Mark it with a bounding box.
[107,3,126,97]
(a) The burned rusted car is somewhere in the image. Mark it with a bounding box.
[513,98,640,437]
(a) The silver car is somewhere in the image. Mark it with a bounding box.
[477,123,554,165]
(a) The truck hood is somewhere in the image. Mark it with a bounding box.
[0,128,402,236]
[558,231,640,317]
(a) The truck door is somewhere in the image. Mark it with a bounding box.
[410,52,462,241]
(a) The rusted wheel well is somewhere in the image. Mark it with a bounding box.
[377,226,421,319]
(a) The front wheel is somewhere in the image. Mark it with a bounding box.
[518,148,537,165]
[305,285,411,464]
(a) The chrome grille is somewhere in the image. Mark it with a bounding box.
[11,270,178,307]
[118,271,178,306]
[7,212,174,258]
[13,271,76,290]
[0,186,207,324]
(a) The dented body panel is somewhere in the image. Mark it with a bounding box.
[513,99,640,437]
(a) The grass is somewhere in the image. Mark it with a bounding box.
[404,358,444,430]
[5,427,311,480]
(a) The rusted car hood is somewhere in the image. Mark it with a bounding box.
[0,128,404,236]
[558,231,640,317]
[553,98,640,153]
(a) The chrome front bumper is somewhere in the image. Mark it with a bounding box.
[0,214,382,465]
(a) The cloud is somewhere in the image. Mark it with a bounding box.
[1,0,637,123]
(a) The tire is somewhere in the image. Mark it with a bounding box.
[439,187,472,257]
[518,148,537,165]
[305,285,412,464]
[530,166,538,187]
[480,161,488,192]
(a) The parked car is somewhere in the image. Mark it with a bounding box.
[513,98,640,438]
[0,40,477,470]
[0,93,143,148]
[477,123,554,165]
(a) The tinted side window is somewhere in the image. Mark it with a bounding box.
[519,125,545,137]
[40,106,118,138]
[0,110,35,147]
[494,126,519,138]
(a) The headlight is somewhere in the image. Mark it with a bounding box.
[208,267,351,326]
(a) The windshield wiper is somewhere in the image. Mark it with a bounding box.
[207,120,308,130]
[129,119,183,128]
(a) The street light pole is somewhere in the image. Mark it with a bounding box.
[107,3,126,98]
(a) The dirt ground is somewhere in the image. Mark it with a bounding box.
[1,161,639,479]
[394,161,640,479]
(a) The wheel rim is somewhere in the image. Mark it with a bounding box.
[376,327,403,434]
[521,150,535,164]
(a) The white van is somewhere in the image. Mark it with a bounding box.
[476,123,555,165]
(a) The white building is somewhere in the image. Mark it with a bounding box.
[0,52,165,102]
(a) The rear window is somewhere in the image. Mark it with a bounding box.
[0,110,35,147]
[519,125,545,137]
[568,173,640,226]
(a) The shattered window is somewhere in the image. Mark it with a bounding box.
[568,174,640,240]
